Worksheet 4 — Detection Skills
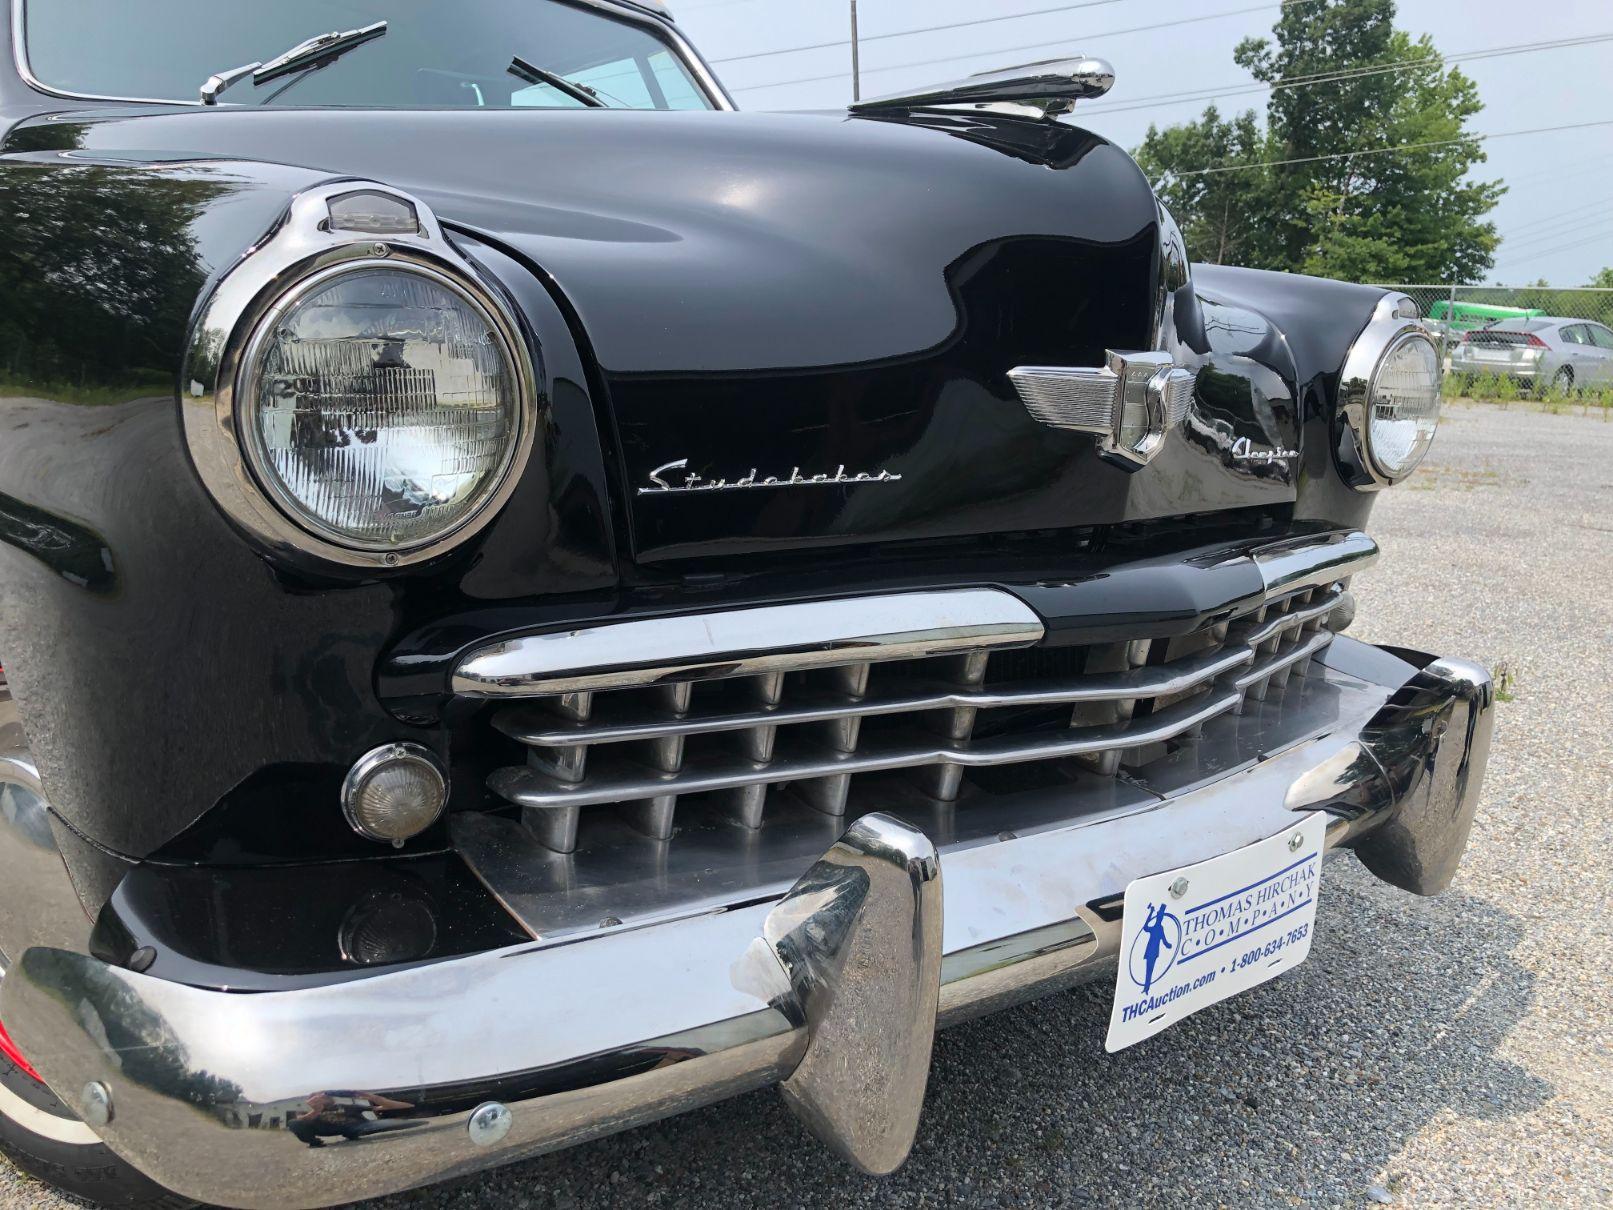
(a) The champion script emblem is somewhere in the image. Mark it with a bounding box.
[638,459,904,496]
[1231,437,1300,463]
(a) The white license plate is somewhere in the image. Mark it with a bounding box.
[1105,813,1326,1052]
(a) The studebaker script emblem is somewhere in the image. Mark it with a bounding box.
[639,459,904,496]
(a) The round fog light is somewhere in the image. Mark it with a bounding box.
[342,743,447,845]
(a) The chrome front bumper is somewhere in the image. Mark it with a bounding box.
[0,641,1493,1209]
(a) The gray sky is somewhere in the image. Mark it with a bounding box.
[675,0,1613,286]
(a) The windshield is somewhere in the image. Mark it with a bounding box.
[20,0,717,109]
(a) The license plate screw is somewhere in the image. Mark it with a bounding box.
[1289,832,1304,852]
[1169,877,1189,899]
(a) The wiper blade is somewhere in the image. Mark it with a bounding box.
[509,56,605,108]
[200,21,388,105]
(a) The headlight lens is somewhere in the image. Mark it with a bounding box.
[1367,333,1442,479]
[243,266,520,551]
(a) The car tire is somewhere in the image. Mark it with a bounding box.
[0,1050,194,1208]
[1551,367,1575,398]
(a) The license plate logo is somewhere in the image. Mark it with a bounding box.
[1105,813,1326,1052]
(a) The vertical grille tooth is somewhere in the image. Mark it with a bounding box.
[719,784,769,829]
[739,672,784,762]
[523,804,581,854]
[795,774,852,817]
[620,730,685,840]
[529,690,592,783]
[719,673,785,828]
[1076,640,1151,777]
[623,796,678,841]
[523,691,590,852]
[620,686,690,840]
[797,661,869,817]
[918,651,990,801]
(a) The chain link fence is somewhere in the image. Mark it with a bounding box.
[1372,284,1613,412]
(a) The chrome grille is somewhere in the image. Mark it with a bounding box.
[474,580,1352,854]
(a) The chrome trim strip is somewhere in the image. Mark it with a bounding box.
[10,0,733,111]
[1253,530,1378,597]
[489,690,1240,810]
[494,644,1255,749]
[451,589,1046,698]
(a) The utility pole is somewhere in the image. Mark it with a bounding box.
[850,0,861,102]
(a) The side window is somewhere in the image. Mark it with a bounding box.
[1588,325,1613,351]
[1559,325,1586,345]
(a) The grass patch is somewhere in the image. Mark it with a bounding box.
[0,375,173,407]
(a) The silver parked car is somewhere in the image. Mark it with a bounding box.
[1451,317,1613,394]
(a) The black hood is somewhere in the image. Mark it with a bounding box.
[6,107,1303,564]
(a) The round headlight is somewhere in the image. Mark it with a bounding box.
[1366,333,1441,479]
[240,264,521,552]
[1338,295,1444,489]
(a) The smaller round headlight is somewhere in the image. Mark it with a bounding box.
[1339,295,1445,489]
[342,743,447,846]
[1367,333,1441,479]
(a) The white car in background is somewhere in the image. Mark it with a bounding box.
[1451,317,1613,394]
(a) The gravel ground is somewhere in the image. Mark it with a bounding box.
[3,402,1609,1209]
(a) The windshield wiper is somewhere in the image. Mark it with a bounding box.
[509,56,605,108]
[200,21,388,105]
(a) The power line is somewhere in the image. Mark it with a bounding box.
[1495,230,1613,268]
[1503,197,1611,239]
[1158,119,1613,179]
[1077,32,1613,119]
[1503,217,1613,256]
[710,0,1135,65]
[730,0,1319,93]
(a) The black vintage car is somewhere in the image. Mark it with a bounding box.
[0,3,1492,1207]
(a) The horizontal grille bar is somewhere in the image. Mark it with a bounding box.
[494,644,1255,751]
[490,690,1241,812]
[453,589,1044,698]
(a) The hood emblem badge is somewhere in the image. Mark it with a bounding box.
[1009,350,1196,471]
[638,459,904,496]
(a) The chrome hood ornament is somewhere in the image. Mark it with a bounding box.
[851,57,1116,121]
[1009,351,1196,471]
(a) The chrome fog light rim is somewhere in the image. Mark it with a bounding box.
[181,181,538,571]
[341,742,448,845]
[1338,293,1443,490]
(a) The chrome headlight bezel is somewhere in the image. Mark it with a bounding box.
[1337,293,1443,490]
[182,182,537,571]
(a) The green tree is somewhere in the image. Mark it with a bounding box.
[1133,106,1279,268]
[1136,0,1502,282]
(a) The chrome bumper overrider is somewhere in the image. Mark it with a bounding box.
[0,640,1493,1209]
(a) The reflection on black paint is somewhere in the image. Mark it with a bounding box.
[0,157,216,397]
[0,489,118,593]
